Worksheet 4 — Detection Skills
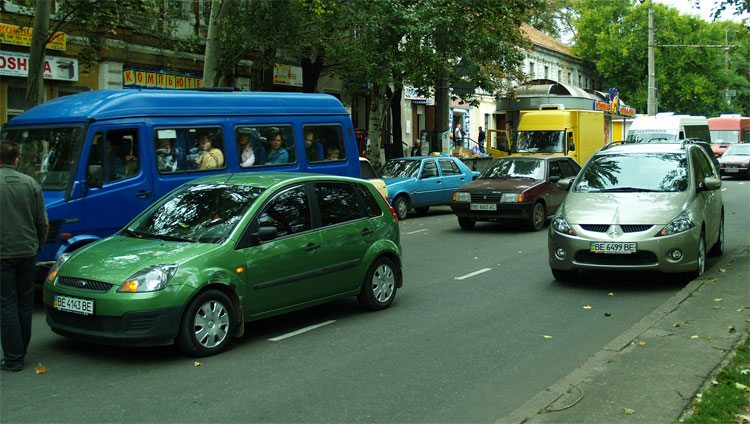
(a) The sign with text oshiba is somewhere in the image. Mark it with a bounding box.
[0,50,78,81]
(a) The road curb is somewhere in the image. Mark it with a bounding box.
[499,246,749,424]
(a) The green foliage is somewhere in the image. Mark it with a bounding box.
[680,332,750,423]
[571,0,750,115]
[17,0,192,71]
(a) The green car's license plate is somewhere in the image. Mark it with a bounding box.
[54,295,94,315]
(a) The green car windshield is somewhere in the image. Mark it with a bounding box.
[481,158,544,180]
[125,183,266,243]
[575,153,688,193]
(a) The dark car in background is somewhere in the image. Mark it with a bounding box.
[450,155,581,231]
[718,143,750,179]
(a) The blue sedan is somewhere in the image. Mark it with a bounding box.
[381,156,479,219]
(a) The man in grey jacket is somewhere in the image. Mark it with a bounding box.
[0,141,48,372]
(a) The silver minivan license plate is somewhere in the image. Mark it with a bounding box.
[54,295,94,315]
[590,242,637,254]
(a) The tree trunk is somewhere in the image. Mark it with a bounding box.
[366,84,387,169]
[203,0,229,88]
[389,85,403,158]
[251,48,276,91]
[301,54,323,93]
[25,0,51,110]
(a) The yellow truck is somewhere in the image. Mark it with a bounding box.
[487,108,606,165]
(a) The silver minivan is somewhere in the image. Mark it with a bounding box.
[548,141,723,281]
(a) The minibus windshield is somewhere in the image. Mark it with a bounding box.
[1,126,83,191]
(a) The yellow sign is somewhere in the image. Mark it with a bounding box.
[0,24,66,51]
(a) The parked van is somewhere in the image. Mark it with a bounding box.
[0,89,361,279]
[626,113,711,144]
[708,114,750,157]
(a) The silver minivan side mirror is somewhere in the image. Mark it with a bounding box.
[557,177,575,191]
[702,176,722,191]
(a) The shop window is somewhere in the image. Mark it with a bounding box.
[58,85,91,98]
[6,85,27,122]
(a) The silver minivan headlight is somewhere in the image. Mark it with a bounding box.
[552,215,574,235]
[656,211,694,236]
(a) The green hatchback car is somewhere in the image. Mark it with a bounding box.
[44,173,402,356]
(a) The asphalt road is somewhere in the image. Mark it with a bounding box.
[1,179,747,423]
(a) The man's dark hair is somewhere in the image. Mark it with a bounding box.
[0,142,20,165]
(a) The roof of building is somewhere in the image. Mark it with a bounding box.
[521,23,576,58]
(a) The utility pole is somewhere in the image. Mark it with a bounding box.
[647,0,656,116]
[647,0,738,112]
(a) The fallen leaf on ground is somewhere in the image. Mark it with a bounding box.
[194,362,202,367]
[711,379,719,386]
[35,363,46,374]
[542,335,552,339]
[673,323,681,327]
[608,292,614,296]
[729,326,736,333]
[583,306,592,309]
[714,298,723,302]
[474,257,478,260]
[604,313,613,317]
[638,341,646,346]
[736,382,749,392]
[691,335,699,339]
[623,408,636,414]
[741,369,750,376]
[711,279,719,283]
[719,268,726,273]
[706,335,712,340]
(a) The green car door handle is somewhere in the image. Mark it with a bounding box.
[361,228,374,236]
[305,243,321,252]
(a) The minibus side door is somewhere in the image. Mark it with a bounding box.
[82,125,155,239]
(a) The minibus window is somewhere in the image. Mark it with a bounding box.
[153,127,226,173]
[234,126,295,167]
[1,126,83,191]
[302,125,346,163]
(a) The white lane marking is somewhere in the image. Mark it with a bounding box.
[405,229,429,235]
[269,320,336,342]
[455,267,492,280]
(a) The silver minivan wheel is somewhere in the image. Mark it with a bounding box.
[696,234,706,277]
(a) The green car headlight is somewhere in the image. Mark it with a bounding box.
[656,211,694,236]
[48,252,72,282]
[454,191,471,202]
[118,264,178,293]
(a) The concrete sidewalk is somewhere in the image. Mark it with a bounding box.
[502,246,750,424]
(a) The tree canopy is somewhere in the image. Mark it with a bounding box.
[570,0,749,115]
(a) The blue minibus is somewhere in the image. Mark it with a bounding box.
[0,89,362,280]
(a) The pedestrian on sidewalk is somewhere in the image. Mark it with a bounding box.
[0,141,48,372]
[454,124,463,149]
[478,126,486,154]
